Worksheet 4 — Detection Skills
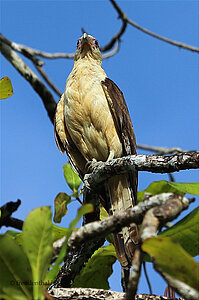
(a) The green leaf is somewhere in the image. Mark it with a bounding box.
[138,181,199,202]
[100,205,109,220]
[142,236,199,290]
[0,234,33,300]
[5,230,20,239]
[46,204,93,282]
[70,204,94,229]
[53,192,71,223]
[63,163,82,192]
[22,207,53,300]
[100,205,114,244]
[0,76,13,99]
[52,224,71,242]
[168,182,199,195]
[160,207,199,257]
[45,242,67,283]
[72,244,117,289]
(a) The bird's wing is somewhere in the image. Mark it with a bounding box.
[102,77,138,203]
[102,78,137,157]
[102,78,138,269]
[54,94,87,179]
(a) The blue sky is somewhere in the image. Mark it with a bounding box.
[1,0,198,296]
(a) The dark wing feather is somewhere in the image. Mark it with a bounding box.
[102,77,138,203]
[102,78,137,156]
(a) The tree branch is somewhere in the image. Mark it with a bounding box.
[84,151,199,190]
[48,287,184,299]
[140,196,199,299]
[125,248,143,300]
[0,200,23,230]
[0,39,57,124]
[35,65,62,97]
[100,11,127,52]
[0,32,120,64]
[48,287,125,300]
[109,0,199,53]
[0,33,74,60]
[68,193,194,250]
[136,144,186,155]
[51,237,105,289]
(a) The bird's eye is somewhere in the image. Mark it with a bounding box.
[95,40,99,47]
[77,39,80,47]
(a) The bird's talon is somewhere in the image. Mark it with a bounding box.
[86,158,102,172]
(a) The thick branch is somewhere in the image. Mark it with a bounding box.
[48,287,183,300]
[0,40,57,124]
[84,152,199,190]
[0,200,23,230]
[51,237,105,289]
[140,197,199,300]
[110,0,199,53]
[68,193,193,250]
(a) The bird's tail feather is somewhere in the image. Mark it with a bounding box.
[107,174,139,268]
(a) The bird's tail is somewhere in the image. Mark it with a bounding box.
[107,174,139,269]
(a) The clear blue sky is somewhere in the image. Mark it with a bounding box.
[1,0,198,296]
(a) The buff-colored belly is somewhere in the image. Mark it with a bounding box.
[64,76,122,162]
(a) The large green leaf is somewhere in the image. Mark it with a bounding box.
[22,207,53,300]
[46,204,93,282]
[72,244,117,289]
[142,236,199,290]
[160,207,199,257]
[168,182,199,195]
[52,224,71,242]
[53,192,71,223]
[0,234,33,300]
[138,181,199,202]
[63,163,82,192]
[0,76,13,99]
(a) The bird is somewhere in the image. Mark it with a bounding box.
[54,33,139,287]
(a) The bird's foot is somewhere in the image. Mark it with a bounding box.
[85,158,104,173]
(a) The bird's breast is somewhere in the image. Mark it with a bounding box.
[64,65,122,162]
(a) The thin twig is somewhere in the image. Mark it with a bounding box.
[143,262,153,295]
[109,0,199,53]
[100,15,127,52]
[35,65,62,97]
[0,32,119,63]
[137,144,185,155]
[0,33,75,60]
[102,42,120,59]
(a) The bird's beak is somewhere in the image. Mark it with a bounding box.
[81,33,90,45]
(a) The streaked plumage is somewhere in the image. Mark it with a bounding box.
[54,33,139,273]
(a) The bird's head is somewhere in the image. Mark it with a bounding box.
[74,33,102,64]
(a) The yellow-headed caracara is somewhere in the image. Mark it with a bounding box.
[54,33,139,283]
